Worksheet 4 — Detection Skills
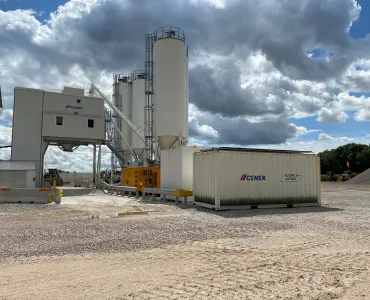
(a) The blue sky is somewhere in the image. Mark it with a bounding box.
[349,0,370,39]
[0,0,68,19]
[303,0,370,141]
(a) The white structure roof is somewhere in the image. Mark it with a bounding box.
[0,161,36,171]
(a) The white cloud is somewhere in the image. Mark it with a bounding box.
[44,145,112,172]
[354,109,370,121]
[340,136,355,143]
[289,124,321,138]
[319,133,334,142]
[0,125,12,145]
[1,0,370,171]
[317,133,355,145]
[317,108,348,124]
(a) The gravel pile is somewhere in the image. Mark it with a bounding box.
[1,182,370,261]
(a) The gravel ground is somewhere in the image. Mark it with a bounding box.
[1,182,370,299]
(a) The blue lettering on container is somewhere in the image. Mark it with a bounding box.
[240,174,266,181]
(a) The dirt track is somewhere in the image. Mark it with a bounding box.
[1,183,370,299]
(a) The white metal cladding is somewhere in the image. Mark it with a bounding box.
[118,82,133,150]
[161,145,211,189]
[0,161,36,171]
[42,91,105,140]
[11,88,44,162]
[131,78,145,150]
[42,91,104,118]
[62,87,84,97]
[160,146,193,190]
[193,151,218,206]
[153,38,188,149]
[0,161,36,188]
[193,150,320,209]
[0,170,36,188]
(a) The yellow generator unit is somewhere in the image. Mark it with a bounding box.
[121,167,160,192]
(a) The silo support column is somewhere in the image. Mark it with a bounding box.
[93,145,96,185]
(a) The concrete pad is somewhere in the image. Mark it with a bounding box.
[59,187,94,197]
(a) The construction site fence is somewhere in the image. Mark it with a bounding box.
[72,178,94,188]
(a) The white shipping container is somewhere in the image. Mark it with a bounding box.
[193,148,321,210]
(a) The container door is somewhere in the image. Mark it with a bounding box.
[11,171,27,188]
[0,171,12,188]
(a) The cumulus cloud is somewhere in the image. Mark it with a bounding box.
[0,125,12,145]
[318,133,355,144]
[43,145,112,172]
[319,133,334,141]
[317,107,348,124]
[188,112,298,145]
[189,60,285,118]
[354,109,370,121]
[1,0,370,170]
[340,137,355,143]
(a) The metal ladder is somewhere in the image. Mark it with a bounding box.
[145,33,155,165]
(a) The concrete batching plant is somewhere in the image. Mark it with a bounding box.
[3,25,321,208]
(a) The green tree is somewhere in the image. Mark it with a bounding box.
[319,143,370,174]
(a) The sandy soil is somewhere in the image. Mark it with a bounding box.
[1,183,370,300]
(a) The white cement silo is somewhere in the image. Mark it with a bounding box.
[131,72,146,160]
[117,76,133,152]
[153,27,188,150]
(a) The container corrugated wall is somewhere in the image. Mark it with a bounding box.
[0,170,36,188]
[193,150,320,210]
[194,152,218,207]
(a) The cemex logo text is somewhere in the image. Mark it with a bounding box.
[65,105,83,110]
[240,174,266,181]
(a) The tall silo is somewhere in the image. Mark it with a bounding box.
[114,74,133,161]
[131,71,146,161]
[153,27,188,150]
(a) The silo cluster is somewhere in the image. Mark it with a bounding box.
[112,26,189,165]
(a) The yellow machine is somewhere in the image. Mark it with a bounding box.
[121,166,160,192]
[44,168,64,187]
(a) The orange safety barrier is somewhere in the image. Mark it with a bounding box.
[1,188,10,191]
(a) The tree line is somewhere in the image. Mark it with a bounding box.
[319,143,370,174]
